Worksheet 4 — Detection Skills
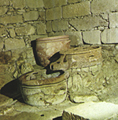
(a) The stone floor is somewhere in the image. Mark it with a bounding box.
[0,93,81,120]
[0,93,118,120]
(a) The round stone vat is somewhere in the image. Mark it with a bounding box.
[18,72,69,106]
[36,35,70,67]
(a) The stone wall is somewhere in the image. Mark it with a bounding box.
[45,0,118,45]
[0,0,47,88]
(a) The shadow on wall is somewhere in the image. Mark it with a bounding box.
[0,79,24,103]
[31,40,41,66]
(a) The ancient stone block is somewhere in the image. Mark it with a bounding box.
[63,1,90,18]
[0,15,23,25]
[0,0,9,6]
[53,0,67,7]
[46,7,62,20]
[46,21,52,33]
[12,0,25,8]
[0,6,7,16]
[25,0,44,8]
[15,24,35,35]
[65,31,83,46]
[101,28,118,43]
[23,11,39,21]
[91,0,118,14]
[37,22,46,34]
[43,0,54,8]
[83,30,101,44]
[5,38,25,51]
[69,16,108,31]
[109,12,118,28]
[52,19,68,31]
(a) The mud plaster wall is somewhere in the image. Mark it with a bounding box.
[0,0,118,102]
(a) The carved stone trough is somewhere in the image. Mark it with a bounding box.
[50,46,102,71]
[18,71,69,106]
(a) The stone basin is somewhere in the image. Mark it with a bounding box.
[18,71,69,106]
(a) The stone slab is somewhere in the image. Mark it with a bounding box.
[63,102,118,120]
